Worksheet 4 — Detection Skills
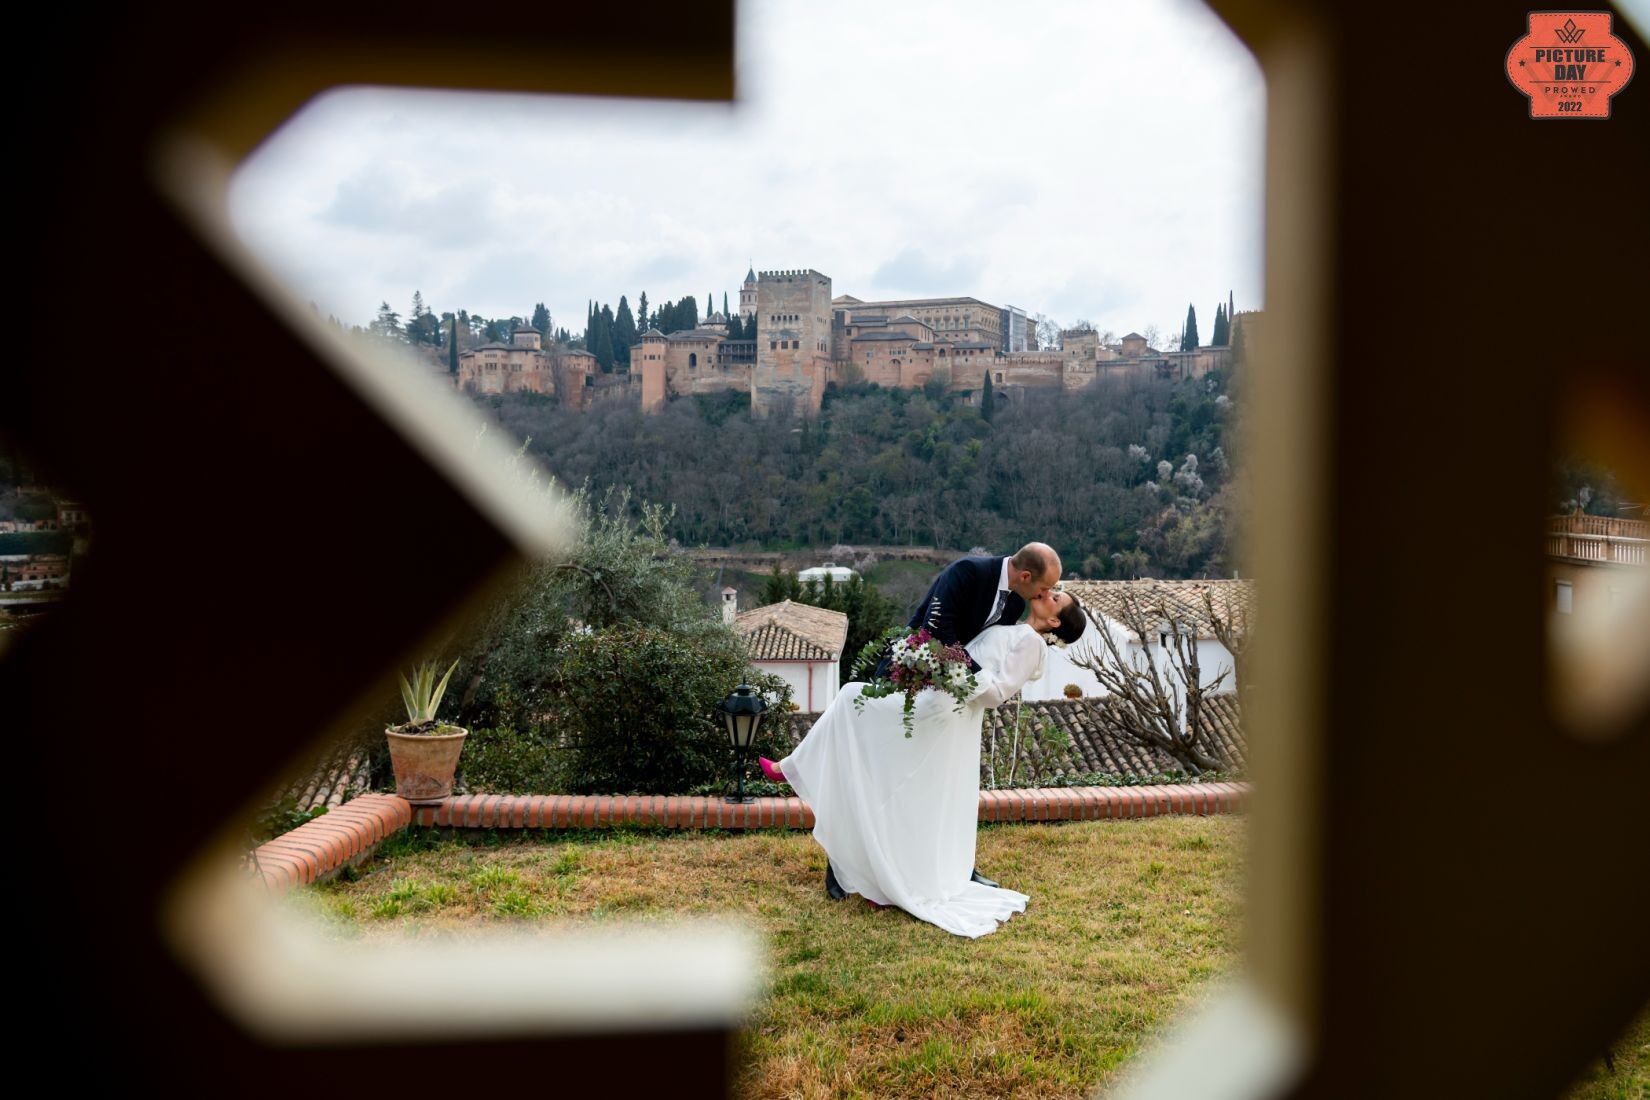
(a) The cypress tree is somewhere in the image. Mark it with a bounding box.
[614,296,637,356]
[1228,289,1235,330]
[638,292,648,332]
[722,291,730,319]
[596,303,616,370]
[1210,304,1228,347]
[981,370,994,421]
[1182,304,1199,350]
[706,292,714,321]
[531,302,550,335]
[448,314,459,373]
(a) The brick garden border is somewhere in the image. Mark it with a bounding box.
[252,782,1250,893]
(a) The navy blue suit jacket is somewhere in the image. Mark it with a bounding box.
[876,555,1024,676]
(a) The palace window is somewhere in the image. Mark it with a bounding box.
[1555,580,1573,614]
[689,353,697,367]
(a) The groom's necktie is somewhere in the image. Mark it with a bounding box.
[986,590,1006,627]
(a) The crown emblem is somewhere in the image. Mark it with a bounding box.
[1554,18,1586,44]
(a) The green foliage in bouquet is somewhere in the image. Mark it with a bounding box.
[848,602,979,738]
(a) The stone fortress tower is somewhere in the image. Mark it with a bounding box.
[751,269,833,418]
[636,327,669,413]
[739,264,758,325]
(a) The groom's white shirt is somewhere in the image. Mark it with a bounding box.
[985,557,1012,627]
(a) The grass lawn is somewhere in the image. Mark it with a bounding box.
[293,816,1246,1097]
[1569,1008,1650,1100]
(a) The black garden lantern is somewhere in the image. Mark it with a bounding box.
[718,683,768,804]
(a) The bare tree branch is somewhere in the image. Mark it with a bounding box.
[1072,589,1225,773]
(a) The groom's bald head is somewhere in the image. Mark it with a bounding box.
[1008,542,1062,598]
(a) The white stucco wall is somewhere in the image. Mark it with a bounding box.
[1021,614,1236,704]
[756,658,841,712]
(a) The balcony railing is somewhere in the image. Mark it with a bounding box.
[1546,513,1649,565]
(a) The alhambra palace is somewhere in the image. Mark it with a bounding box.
[455,266,1247,417]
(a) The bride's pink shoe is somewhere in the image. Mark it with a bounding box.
[759,757,788,783]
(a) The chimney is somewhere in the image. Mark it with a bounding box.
[721,587,738,625]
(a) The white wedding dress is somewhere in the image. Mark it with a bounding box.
[777,623,1048,938]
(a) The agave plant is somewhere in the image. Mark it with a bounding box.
[397,658,459,728]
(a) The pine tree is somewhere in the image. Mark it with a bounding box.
[981,370,994,421]
[371,301,401,340]
[1182,304,1199,350]
[409,291,436,344]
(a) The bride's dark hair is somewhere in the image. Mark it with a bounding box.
[1050,591,1087,647]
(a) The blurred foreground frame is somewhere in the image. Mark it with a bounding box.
[6,1,1646,1097]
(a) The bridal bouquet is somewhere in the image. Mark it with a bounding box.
[850,602,979,737]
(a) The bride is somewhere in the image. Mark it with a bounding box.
[764,589,1086,938]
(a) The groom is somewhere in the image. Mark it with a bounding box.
[827,542,1063,899]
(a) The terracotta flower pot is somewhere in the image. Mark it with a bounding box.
[384,724,469,804]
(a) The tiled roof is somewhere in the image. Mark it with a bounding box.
[667,329,720,341]
[269,731,376,813]
[980,694,1246,780]
[736,600,849,661]
[851,331,916,342]
[775,693,1245,784]
[1063,578,1254,641]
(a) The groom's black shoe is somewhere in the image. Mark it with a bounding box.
[970,868,1000,889]
[824,861,848,900]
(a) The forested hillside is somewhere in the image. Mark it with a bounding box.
[476,368,1243,580]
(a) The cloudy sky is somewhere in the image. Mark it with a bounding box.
[230,0,1265,341]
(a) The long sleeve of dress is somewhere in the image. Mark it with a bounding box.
[969,627,1048,709]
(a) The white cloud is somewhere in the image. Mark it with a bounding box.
[229,0,1264,337]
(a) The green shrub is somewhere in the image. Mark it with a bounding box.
[551,624,792,795]
[459,725,563,793]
